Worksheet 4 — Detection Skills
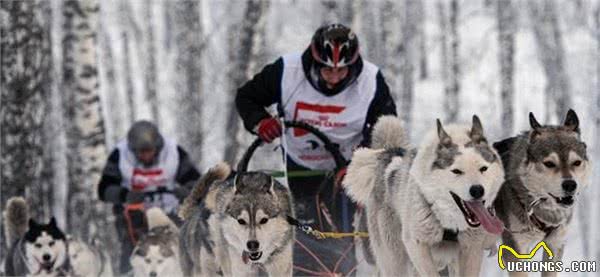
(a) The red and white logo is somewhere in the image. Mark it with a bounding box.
[130,168,168,191]
[292,102,346,136]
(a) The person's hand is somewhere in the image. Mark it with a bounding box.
[256,117,282,143]
[126,190,145,204]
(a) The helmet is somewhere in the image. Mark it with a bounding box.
[127,120,164,153]
[310,24,359,68]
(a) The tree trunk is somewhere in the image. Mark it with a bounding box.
[223,0,270,164]
[528,0,572,122]
[380,0,400,101]
[594,2,600,262]
[398,0,418,133]
[0,0,50,257]
[416,0,428,80]
[120,0,136,123]
[173,0,204,164]
[99,11,122,147]
[444,0,460,123]
[62,0,111,244]
[497,0,515,136]
[144,1,159,125]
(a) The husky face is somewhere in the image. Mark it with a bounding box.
[222,172,290,264]
[521,110,590,208]
[130,228,180,277]
[414,116,504,234]
[23,218,68,274]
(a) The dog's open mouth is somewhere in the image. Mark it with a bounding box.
[39,260,56,272]
[549,193,574,207]
[449,191,504,235]
[242,251,263,264]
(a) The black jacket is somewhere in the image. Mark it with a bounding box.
[236,49,398,147]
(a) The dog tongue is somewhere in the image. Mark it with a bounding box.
[465,201,504,235]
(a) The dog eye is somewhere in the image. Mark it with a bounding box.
[35,243,42,248]
[157,259,163,264]
[572,160,582,167]
[49,241,54,247]
[451,169,464,175]
[543,161,556,168]
[479,166,488,173]
[237,219,247,225]
[259,218,268,225]
[145,258,151,264]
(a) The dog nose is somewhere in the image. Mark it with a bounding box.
[43,254,51,261]
[562,180,577,193]
[247,240,260,251]
[469,185,485,199]
[149,271,157,277]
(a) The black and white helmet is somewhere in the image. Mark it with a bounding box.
[310,23,359,68]
[127,120,164,153]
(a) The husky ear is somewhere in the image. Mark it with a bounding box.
[49,217,57,227]
[233,174,243,194]
[436,119,452,147]
[262,177,275,194]
[470,115,487,144]
[529,112,542,130]
[528,112,542,140]
[563,109,580,134]
[29,219,39,229]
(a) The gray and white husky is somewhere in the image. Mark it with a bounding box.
[130,207,181,277]
[3,197,70,276]
[344,115,505,276]
[493,109,590,277]
[178,163,294,277]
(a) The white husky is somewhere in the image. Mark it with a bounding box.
[344,115,505,276]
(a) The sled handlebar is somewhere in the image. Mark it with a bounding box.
[237,120,347,173]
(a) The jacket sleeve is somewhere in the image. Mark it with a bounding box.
[97,149,128,204]
[359,71,398,147]
[235,58,284,133]
[175,146,201,189]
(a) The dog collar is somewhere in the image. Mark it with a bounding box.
[529,213,558,235]
[442,228,459,242]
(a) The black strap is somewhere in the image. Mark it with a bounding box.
[442,228,459,242]
[529,214,558,236]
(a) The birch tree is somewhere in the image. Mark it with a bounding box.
[528,0,572,122]
[173,0,204,163]
[144,1,159,125]
[444,0,461,123]
[497,0,516,136]
[398,0,418,133]
[62,0,111,243]
[0,0,50,256]
[223,0,270,164]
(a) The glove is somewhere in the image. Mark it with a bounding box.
[256,117,282,143]
[126,190,145,204]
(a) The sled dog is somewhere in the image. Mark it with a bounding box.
[344,115,505,276]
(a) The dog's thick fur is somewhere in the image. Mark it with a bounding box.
[130,207,181,277]
[3,197,70,276]
[67,236,112,277]
[179,163,294,277]
[344,115,505,276]
[493,110,590,277]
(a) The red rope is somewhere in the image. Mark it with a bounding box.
[294,239,331,274]
[333,239,356,273]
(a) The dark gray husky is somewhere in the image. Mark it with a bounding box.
[493,109,590,277]
[178,163,294,277]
